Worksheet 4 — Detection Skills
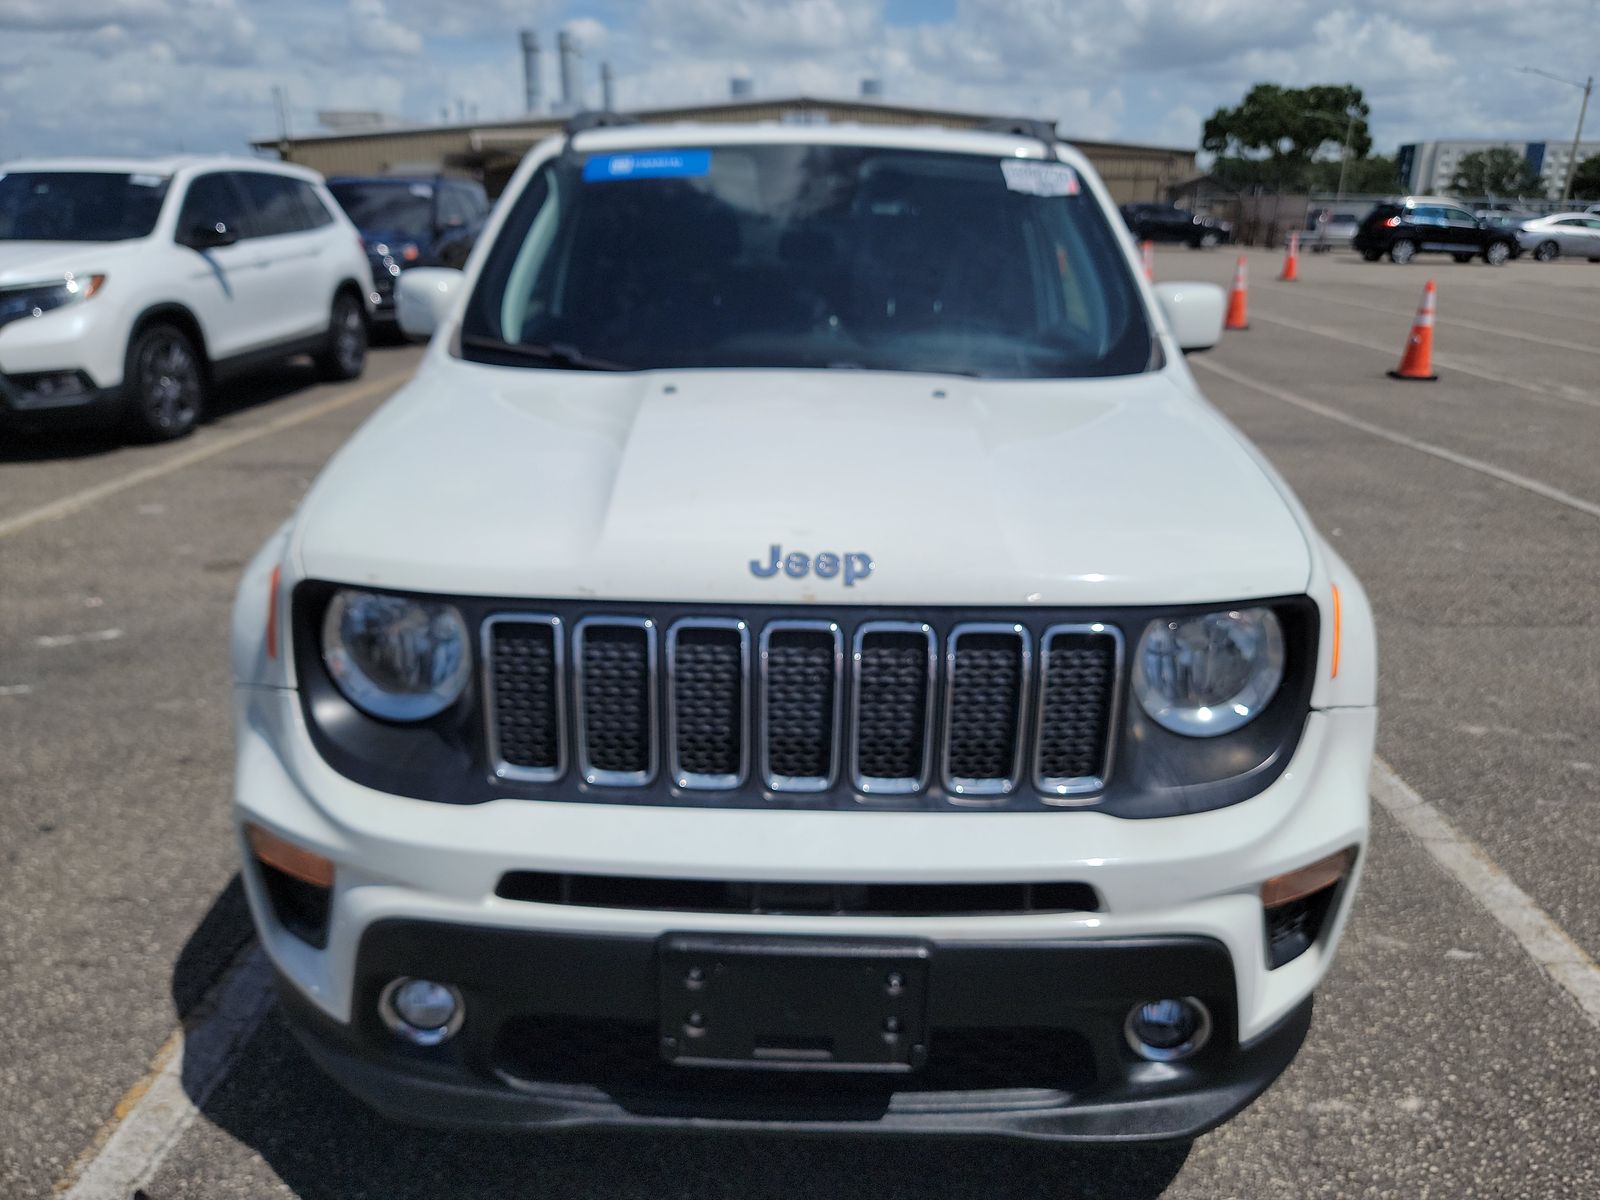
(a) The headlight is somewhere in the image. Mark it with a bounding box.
[0,274,105,328]
[1133,608,1284,737]
[321,589,471,721]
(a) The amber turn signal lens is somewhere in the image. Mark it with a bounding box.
[246,823,335,889]
[1262,847,1355,909]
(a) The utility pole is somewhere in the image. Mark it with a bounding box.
[1518,66,1594,200]
[272,84,292,157]
[1562,75,1593,200]
[1335,106,1358,200]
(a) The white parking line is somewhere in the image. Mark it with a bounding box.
[34,628,124,648]
[1371,758,1600,1028]
[0,367,406,542]
[1258,281,1600,358]
[56,947,275,1200]
[1239,308,1600,413]
[1193,357,1600,521]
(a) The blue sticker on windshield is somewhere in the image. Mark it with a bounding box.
[583,149,711,182]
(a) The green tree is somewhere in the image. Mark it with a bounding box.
[1449,148,1544,198]
[1202,83,1372,189]
[1306,154,1399,194]
[1569,155,1600,201]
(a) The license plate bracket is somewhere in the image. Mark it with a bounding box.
[658,934,930,1072]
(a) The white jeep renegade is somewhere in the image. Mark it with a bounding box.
[231,117,1376,1141]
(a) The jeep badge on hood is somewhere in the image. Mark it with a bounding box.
[749,544,874,586]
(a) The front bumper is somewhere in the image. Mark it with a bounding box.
[234,680,1372,1135]
[0,368,124,430]
[276,920,1315,1141]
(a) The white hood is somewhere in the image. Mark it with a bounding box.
[0,241,128,285]
[294,358,1312,607]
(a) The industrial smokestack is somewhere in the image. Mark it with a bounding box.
[730,77,753,99]
[519,31,541,113]
[861,78,883,99]
[558,30,580,111]
[600,61,615,111]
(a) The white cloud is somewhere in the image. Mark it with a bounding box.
[0,0,1594,162]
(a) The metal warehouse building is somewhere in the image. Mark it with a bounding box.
[252,95,1195,203]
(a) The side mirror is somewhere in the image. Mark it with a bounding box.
[1154,281,1226,354]
[396,266,463,340]
[186,221,238,250]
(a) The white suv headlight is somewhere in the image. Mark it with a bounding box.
[0,274,105,328]
[321,589,471,722]
[1133,607,1284,737]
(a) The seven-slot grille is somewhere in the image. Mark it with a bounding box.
[485,613,1122,807]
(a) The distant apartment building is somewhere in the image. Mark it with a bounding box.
[1398,139,1600,198]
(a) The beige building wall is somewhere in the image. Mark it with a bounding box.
[257,97,1193,203]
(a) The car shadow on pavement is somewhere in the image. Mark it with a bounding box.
[0,346,408,464]
[172,883,1192,1200]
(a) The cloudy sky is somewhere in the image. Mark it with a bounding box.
[0,0,1593,161]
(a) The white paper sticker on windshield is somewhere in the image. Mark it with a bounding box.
[1001,160,1080,197]
[130,173,167,187]
[409,183,434,197]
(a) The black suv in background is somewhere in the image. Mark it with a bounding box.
[1118,202,1232,247]
[327,176,490,325]
[1353,197,1519,265]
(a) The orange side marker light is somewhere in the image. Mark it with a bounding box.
[1262,848,1356,909]
[1330,583,1342,679]
[246,823,335,889]
[266,565,281,659]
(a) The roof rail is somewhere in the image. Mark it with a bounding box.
[563,110,641,137]
[976,117,1061,155]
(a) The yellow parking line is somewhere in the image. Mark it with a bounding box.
[0,368,408,542]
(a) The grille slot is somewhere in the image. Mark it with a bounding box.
[852,623,936,795]
[574,618,657,785]
[1034,625,1123,800]
[760,622,843,791]
[485,615,565,782]
[667,620,748,789]
[497,871,1100,915]
[943,624,1031,799]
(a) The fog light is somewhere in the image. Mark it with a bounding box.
[379,977,464,1046]
[1124,997,1211,1062]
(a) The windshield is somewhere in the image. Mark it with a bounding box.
[463,144,1151,378]
[329,181,434,237]
[0,171,170,241]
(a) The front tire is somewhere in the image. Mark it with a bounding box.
[1388,239,1417,264]
[1532,240,1559,263]
[1484,241,1511,266]
[123,322,204,442]
[315,291,367,382]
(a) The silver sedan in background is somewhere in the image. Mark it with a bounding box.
[1516,213,1600,262]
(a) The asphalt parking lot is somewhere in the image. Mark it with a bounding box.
[3,248,1598,1198]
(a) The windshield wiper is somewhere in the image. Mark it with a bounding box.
[460,333,633,372]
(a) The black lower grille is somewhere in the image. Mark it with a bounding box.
[578,621,653,777]
[497,871,1099,916]
[494,1017,1096,1098]
[1036,630,1119,786]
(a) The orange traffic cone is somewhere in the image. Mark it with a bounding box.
[1280,232,1300,281]
[1141,239,1155,281]
[1224,256,1249,330]
[1388,280,1439,381]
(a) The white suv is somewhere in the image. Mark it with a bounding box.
[0,157,373,440]
[231,119,1376,1142]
